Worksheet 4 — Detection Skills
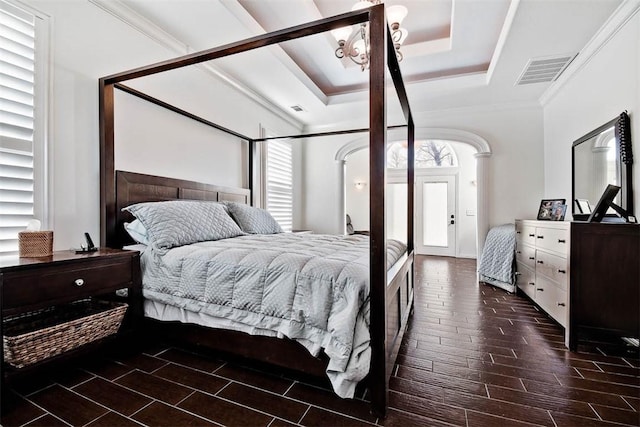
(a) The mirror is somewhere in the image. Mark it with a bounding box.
[572,112,633,220]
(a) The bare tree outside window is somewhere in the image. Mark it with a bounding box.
[387,142,407,168]
[387,140,456,168]
[416,141,454,167]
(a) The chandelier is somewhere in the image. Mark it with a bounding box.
[331,1,409,71]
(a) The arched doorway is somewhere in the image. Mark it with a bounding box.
[336,128,492,260]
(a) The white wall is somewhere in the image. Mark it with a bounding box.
[302,134,352,234]
[451,142,478,258]
[345,148,369,231]
[115,91,246,188]
[25,0,301,250]
[543,11,640,216]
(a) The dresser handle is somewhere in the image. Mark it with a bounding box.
[528,282,535,286]
[516,250,521,254]
[74,278,84,287]
[529,256,535,260]
[537,235,544,239]
[537,260,544,264]
[515,272,522,276]
[516,231,521,234]
[537,288,544,292]
[557,302,566,307]
[558,269,566,274]
[558,239,566,243]
[528,233,535,237]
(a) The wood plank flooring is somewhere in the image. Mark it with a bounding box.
[2,256,638,426]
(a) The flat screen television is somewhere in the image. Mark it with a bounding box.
[588,184,624,222]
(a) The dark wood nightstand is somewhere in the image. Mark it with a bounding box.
[0,248,141,409]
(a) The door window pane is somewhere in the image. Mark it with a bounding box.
[423,182,448,247]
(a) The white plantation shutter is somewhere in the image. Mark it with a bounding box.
[0,1,46,256]
[265,140,293,232]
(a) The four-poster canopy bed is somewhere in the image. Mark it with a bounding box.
[99,5,415,417]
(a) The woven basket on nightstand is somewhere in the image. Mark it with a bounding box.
[3,299,128,369]
[18,231,53,257]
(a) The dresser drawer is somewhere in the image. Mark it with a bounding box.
[516,262,536,300]
[534,227,569,255]
[2,256,134,311]
[535,250,568,289]
[515,244,536,269]
[534,275,567,327]
[516,223,536,246]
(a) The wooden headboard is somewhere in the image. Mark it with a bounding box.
[112,170,251,248]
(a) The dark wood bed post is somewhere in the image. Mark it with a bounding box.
[248,139,255,206]
[99,79,115,247]
[368,4,388,417]
[407,117,415,253]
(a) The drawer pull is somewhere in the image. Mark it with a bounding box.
[528,282,535,286]
[515,272,522,276]
[557,302,566,307]
[558,269,566,274]
[558,239,566,243]
[537,260,544,264]
[516,231,521,234]
[529,256,535,260]
[74,278,85,287]
[537,288,544,292]
[516,250,521,254]
[529,233,535,237]
[537,235,544,239]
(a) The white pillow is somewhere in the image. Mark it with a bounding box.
[124,219,149,245]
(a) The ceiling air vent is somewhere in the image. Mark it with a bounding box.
[516,54,577,85]
[290,105,305,112]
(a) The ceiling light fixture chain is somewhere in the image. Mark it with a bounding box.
[331,0,408,71]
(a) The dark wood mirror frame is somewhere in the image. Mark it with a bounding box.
[572,111,633,220]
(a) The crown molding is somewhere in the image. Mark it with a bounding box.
[88,0,303,130]
[539,0,640,106]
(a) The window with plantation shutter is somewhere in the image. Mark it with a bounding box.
[0,0,48,256]
[265,140,293,232]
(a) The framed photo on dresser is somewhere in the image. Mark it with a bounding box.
[537,199,566,220]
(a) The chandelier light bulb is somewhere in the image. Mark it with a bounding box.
[331,26,353,43]
[352,1,375,11]
[386,5,408,27]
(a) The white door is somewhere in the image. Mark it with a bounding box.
[416,175,456,256]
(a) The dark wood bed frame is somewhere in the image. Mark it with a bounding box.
[100,5,415,417]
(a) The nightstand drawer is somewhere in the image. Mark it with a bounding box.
[2,256,134,311]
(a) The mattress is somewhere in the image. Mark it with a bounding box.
[138,233,407,398]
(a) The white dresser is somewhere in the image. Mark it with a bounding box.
[514,220,570,330]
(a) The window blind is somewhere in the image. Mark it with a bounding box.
[0,1,36,255]
[265,140,293,232]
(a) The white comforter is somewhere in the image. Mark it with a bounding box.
[139,233,406,398]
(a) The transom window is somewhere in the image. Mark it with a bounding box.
[387,140,458,169]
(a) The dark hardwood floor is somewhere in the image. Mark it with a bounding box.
[2,256,638,426]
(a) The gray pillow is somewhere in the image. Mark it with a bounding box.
[226,202,283,234]
[123,200,244,249]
